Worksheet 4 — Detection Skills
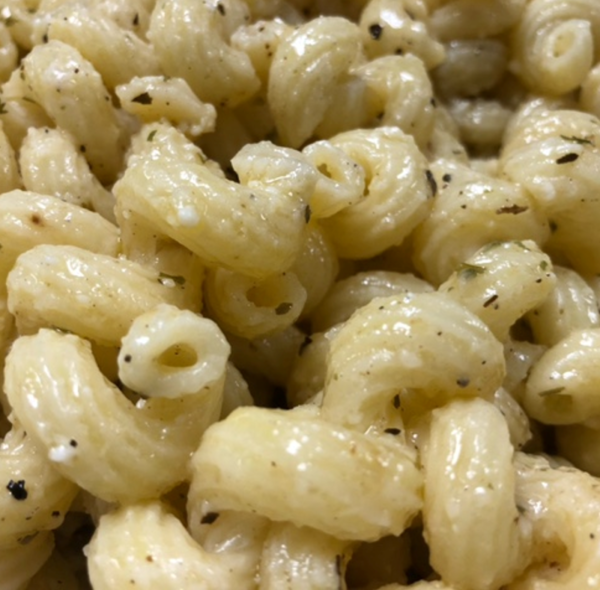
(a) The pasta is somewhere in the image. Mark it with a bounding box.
[189,405,423,541]
[423,398,530,590]
[4,305,227,503]
[3,0,600,587]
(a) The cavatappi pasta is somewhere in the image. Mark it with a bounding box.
[4,0,600,588]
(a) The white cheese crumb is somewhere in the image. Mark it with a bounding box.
[177,206,199,227]
[49,444,77,463]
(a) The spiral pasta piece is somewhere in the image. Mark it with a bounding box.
[0,191,118,283]
[116,76,217,139]
[189,406,423,541]
[359,0,444,68]
[148,0,260,108]
[33,2,161,90]
[19,127,116,222]
[413,159,550,285]
[204,267,307,339]
[88,501,265,590]
[268,16,364,147]
[260,522,351,590]
[321,291,505,431]
[500,109,600,275]
[319,127,434,259]
[523,328,600,425]
[510,0,600,95]
[439,240,556,342]
[526,265,599,347]
[21,40,125,183]
[4,309,227,502]
[7,244,184,346]
[423,398,531,590]
[115,137,317,279]
[357,54,436,149]
[509,453,600,589]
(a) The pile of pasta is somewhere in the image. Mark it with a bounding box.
[3,0,600,587]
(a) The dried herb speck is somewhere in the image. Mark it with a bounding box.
[131,92,153,105]
[6,480,28,501]
[556,153,579,164]
[275,302,293,315]
[369,23,383,39]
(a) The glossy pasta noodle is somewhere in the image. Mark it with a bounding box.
[3,0,600,589]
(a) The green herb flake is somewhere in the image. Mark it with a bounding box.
[540,260,549,271]
[556,152,579,165]
[147,130,157,141]
[131,91,153,105]
[275,302,293,315]
[304,204,311,224]
[560,135,594,146]
[0,101,6,115]
[384,427,401,435]
[538,386,567,397]
[496,204,528,215]
[158,272,186,286]
[21,96,37,105]
[457,263,485,280]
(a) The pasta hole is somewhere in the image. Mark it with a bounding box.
[317,163,333,178]
[247,284,285,308]
[156,343,198,368]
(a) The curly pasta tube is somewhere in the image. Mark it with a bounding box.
[88,501,265,590]
[189,406,422,541]
[5,307,227,502]
[423,398,531,590]
[509,453,600,589]
[321,291,505,431]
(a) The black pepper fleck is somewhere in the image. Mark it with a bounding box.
[369,23,383,40]
[275,302,293,315]
[483,293,498,308]
[425,169,437,197]
[304,204,312,223]
[556,153,579,164]
[201,512,220,524]
[131,92,153,105]
[7,480,28,500]
[496,204,528,215]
